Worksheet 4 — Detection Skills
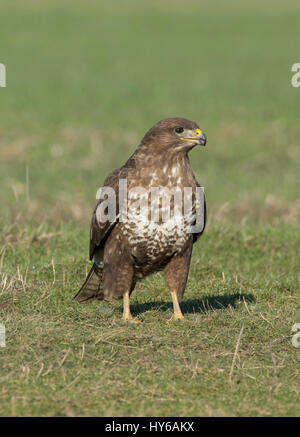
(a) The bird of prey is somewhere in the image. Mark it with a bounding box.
[74,118,207,323]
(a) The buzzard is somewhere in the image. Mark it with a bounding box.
[74,118,207,323]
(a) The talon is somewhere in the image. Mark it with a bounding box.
[122,316,142,325]
[168,312,185,322]
[174,312,184,321]
[131,319,142,325]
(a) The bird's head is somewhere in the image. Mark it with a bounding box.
[139,117,207,155]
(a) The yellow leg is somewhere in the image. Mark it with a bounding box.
[170,291,184,321]
[122,290,141,324]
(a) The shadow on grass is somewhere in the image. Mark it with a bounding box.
[131,293,255,316]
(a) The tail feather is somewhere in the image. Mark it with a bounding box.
[74,264,103,303]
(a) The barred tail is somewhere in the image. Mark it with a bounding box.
[74,264,104,303]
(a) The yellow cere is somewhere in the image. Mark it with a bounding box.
[180,128,202,141]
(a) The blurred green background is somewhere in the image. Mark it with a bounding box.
[1,0,299,225]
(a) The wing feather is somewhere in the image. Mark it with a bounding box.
[89,160,134,260]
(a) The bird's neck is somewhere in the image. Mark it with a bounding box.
[127,148,195,188]
[133,148,192,173]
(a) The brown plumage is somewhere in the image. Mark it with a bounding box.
[74,117,207,322]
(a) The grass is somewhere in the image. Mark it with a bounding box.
[0,223,299,416]
[0,0,300,417]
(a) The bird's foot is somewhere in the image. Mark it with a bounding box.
[168,312,185,322]
[122,315,142,325]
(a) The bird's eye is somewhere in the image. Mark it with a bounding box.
[175,127,184,134]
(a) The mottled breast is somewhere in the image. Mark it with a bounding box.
[121,207,195,278]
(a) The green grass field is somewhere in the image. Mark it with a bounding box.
[0,0,299,417]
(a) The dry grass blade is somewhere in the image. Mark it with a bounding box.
[229,325,244,384]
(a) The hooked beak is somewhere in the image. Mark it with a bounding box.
[180,128,207,146]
